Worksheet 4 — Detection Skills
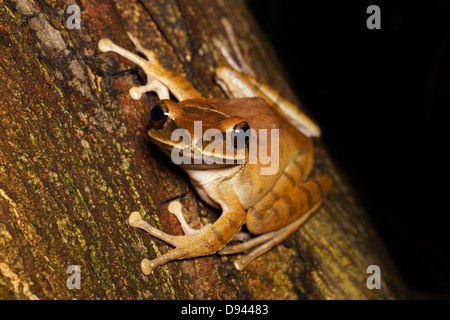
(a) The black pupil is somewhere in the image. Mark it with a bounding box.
[151,105,166,121]
[237,125,249,134]
[233,125,250,146]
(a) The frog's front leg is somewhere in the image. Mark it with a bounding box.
[212,21,320,138]
[128,186,246,275]
[98,36,202,101]
[220,174,333,270]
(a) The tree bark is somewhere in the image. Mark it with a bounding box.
[0,0,406,299]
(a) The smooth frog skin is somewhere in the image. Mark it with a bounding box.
[98,34,333,274]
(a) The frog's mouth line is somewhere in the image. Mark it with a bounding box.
[156,142,246,168]
[148,129,247,165]
[148,127,280,176]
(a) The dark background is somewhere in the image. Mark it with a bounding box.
[248,0,450,297]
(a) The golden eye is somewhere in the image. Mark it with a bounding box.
[150,101,169,129]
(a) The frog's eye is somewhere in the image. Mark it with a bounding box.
[231,121,251,149]
[150,101,169,129]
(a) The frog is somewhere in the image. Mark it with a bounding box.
[98,27,333,275]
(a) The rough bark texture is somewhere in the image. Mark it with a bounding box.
[0,0,406,299]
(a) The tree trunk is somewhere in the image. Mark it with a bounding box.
[0,0,406,299]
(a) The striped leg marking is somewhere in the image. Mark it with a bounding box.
[219,175,333,270]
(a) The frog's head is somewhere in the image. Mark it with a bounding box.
[147,99,251,168]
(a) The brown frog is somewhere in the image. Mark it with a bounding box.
[98,30,332,275]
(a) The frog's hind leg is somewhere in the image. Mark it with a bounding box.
[219,203,320,271]
[219,174,333,270]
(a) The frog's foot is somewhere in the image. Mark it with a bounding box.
[128,200,210,275]
[98,37,169,100]
[213,18,254,75]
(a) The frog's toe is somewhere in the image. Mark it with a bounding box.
[140,247,189,275]
[129,207,210,274]
[168,200,199,235]
[128,211,180,246]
